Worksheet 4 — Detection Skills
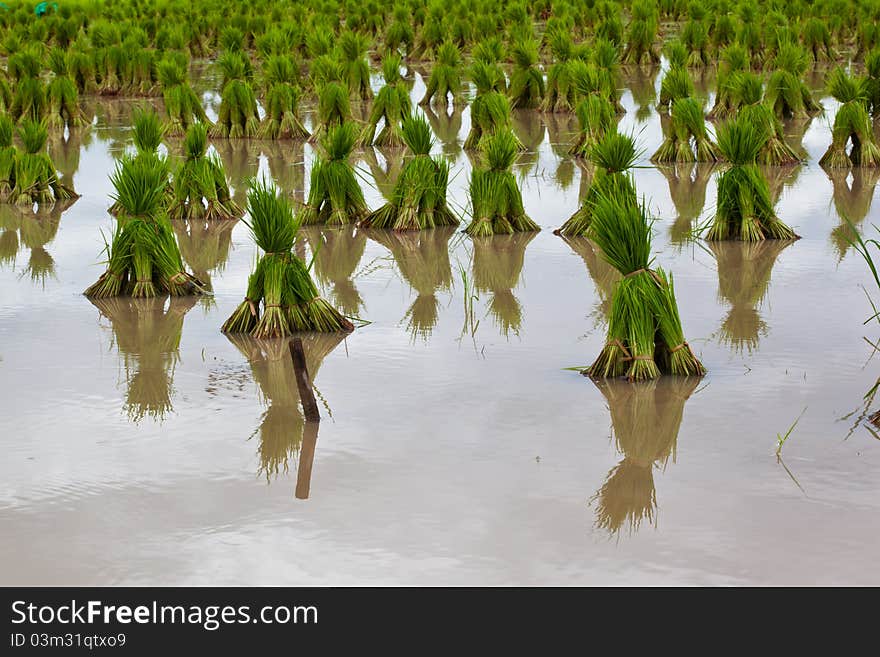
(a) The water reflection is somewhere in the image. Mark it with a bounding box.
[212,140,261,207]
[545,112,580,190]
[659,163,714,243]
[226,334,346,498]
[368,227,454,341]
[624,63,660,123]
[92,296,197,422]
[590,377,700,536]
[511,109,543,177]
[302,225,368,317]
[471,232,535,338]
[172,218,237,302]
[423,104,463,159]
[360,147,405,202]
[828,168,880,261]
[2,200,77,285]
[47,131,83,185]
[709,240,794,353]
[559,235,620,324]
[783,116,815,160]
[264,140,306,204]
[0,205,21,268]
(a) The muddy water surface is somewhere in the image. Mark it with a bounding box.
[1,66,879,585]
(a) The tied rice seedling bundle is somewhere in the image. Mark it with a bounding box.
[590,39,625,115]
[69,48,99,95]
[338,30,373,101]
[158,57,211,137]
[540,30,577,113]
[472,36,505,66]
[361,113,458,231]
[419,42,462,108]
[47,49,88,131]
[109,108,171,216]
[0,115,16,202]
[465,129,539,236]
[819,68,880,169]
[129,46,159,97]
[464,63,524,152]
[309,80,353,144]
[360,54,411,148]
[210,52,260,139]
[410,14,446,61]
[84,154,204,299]
[622,1,661,65]
[867,49,880,117]
[258,55,309,140]
[707,44,749,119]
[301,122,367,226]
[569,93,615,158]
[385,9,415,56]
[507,39,545,110]
[9,75,48,125]
[651,97,719,163]
[170,122,242,221]
[705,116,799,241]
[681,12,710,68]
[222,179,354,337]
[585,195,706,381]
[11,120,78,206]
[765,43,821,118]
[99,45,129,96]
[557,130,639,237]
[802,17,836,62]
[731,72,801,166]
[657,65,694,112]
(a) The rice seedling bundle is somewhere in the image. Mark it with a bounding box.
[419,42,462,108]
[9,72,48,125]
[472,36,505,65]
[730,72,801,166]
[410,13,446,61]
[591,377,699,535]
[590,38,625,114]
[170,122,242,221]
[585,195,706,380]
[464,63,522,151]
[68,48,99,95]
[705,116,799,241]
[707,43,749,119]
[98,44,129,96]
[622,0,660,64]
[651,97,719,163]
[158,57,210,137]
[385,7,415,56]
[258,55,309,140]
[47,49,88,131]
[764,43,820,119]
[108,107,171,216]
[819,68,880,169]
[0,115,16,202]
[10,120,78,206]
[128,45,159,96]
[465,129,539,236]
[557,130,639,237]
[507,39,545,110]
[540,29,578,113]
[210,51,260,139]
[338,30,373,101]
[360,54,411,148]
[569,93,616,158]
[84,154,204,299]
[681,13,710,68]
[867,49,880,117]
[222,179,354,337]
[309,79,353,144]
[802,16,836,62]
[362,113,458,231]
[301,122,367,226]
[657,57,694,111]
[471,231,536,338]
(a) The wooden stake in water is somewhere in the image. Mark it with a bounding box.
[289,337,321,422]
[296,421,319,500]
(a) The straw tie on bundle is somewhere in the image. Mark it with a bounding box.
[222,179,354,337]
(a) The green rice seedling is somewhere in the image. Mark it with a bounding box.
[557,130,639,237]
[569,93,616,158]
[707,43,749,119]
[367,227,454,340]
[338,30,373,101]
[108,107,170,216]
[681,14,710,67]
[128,46,159,96]
[465,129,539,236]
[586,195,705,380]
[210,51,260,139]
[47,49,87,131]
[419,42,462,108]
[867,49,880,117]
[657,65,694,112]
[69,48,99,95]
[158,57,210,137]
[471,231,536,338]
[705,116,799,241]
[11,120,78,205]
[170,122,242,221]
[362,113,458,231]
[410,13,446,61]
[540,30,577,113]
[802,16,836,62]
[0,115,16,202]
[99,44,129,96]
[258,55,309,140]
[591,38,625,114]
[507,39,545,110]
[590,377,700,536]
[765,43,820,119]
[651,97,719,163]
[730,72,801,166]
[223,179,354,336]
[385,8,415,56]
[309,81,353,144]
[360,54,411,148]
[302,122,367,226]
[9,75,48,125]
[464,72,523,151]
[472,36,505,64]
[622,0,660,64]
[820,68,880,169]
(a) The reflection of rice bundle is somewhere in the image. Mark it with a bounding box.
[591,377,700,536]
[304,225,367,318]
[659,163,714,243]
[828,168,880,261]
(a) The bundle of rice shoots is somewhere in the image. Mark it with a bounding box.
[0,115,16,202]
[47,49,88,131]
[819,68,880,169]
[359,54,411,148]
[210,52,260,139]
[507,39,545,110]
[651,97,719,163]
[731,72,801,166]
[258,55,309,140]
[158,57,211,137]
[11,120,78,205]
[309,81,353,144]
[419,43,462,108]
[301,122,367,226]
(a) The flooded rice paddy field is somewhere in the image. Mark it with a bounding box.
[1,64,879,585]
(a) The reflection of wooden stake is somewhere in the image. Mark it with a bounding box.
[289,337,320,422]
[296,421,319,500]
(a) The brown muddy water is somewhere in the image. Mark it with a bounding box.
[1,65,880,585]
